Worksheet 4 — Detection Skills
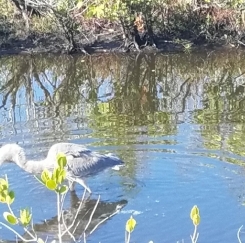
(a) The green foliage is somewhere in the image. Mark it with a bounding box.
[190,205,200,226]
[0,178,9,193]
[0,153,70,242]
[190,205,200,243]
[3,212,17,225]
[0,177,15,205]
[57,152,67,168]
[125,215,136,243]
[125,215,136,233]
[5,191,15,205]
[124,207,201,243]
[58,185,68,194]
[41,169,52,184]
[0,176,32,229]
[228,0,243,8]
[0,0,244,49]
[19,208,32,227]
[38,153,68,193]
[78,0,127,20]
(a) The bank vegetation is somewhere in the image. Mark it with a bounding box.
[1,0,245,54]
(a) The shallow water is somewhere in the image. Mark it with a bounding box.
[1,51,245,242]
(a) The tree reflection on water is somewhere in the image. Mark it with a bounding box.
[0,50,245,166]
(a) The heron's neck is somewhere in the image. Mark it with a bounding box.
[24,159,50,174]
[12,145,49,174]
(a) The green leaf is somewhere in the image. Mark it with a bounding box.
[3,212,17,225]
[1,189,8,196]
[58,169,66,184]
[0,178,12,204]
[0,178,8,191]
[46,180,57,190]
[94,4,104,18]
[57,153,67,168]
[190,205,200,226]
[190,205,199,220]
[6,191,15,205]
[0,189,9,203]
[126,215,136,233]
[58,185,68,194]
[192,213,200,226]
[0,194,6,203]
[53,167,66,184]
[41,169,51,183]
[52,167,59,182]
[19,208,32,226]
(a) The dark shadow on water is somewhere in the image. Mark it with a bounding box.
[24,192,127,242]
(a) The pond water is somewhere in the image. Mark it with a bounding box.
[1,51,245,243]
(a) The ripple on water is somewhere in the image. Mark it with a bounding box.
[1,52,245,243]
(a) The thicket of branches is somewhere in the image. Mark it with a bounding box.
[1,0,245,52]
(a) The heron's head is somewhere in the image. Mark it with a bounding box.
[0,143,23,165]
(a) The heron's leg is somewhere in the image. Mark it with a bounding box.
[75,178,91,194]
[68,181,75,191]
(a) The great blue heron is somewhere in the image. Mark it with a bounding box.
[0,143,124,193]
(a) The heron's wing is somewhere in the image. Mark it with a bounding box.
[47,143,91,161]
[66,151,106,177]
[66,150,123,178]
[48,143,123,177]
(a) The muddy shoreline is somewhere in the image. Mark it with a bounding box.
[0,31,237,57]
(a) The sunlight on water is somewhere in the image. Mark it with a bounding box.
[1,51,245,242]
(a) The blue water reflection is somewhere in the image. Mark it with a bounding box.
[0,52,245,243]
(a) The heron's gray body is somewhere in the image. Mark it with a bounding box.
[0,143,124,193]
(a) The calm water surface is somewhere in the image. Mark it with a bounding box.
[1,51,245,242]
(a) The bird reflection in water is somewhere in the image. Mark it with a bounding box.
[24,191,127,242]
